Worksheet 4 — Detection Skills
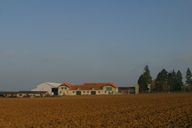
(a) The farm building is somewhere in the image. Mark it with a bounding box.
[0,91,48,98]
[17,91,49,97]
[118,87,135,94]
[0,92,18,97]
[31,82,61,95]
[57,82,118,96]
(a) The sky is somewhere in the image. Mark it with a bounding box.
[0,0,192,91]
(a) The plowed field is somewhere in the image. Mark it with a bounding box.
[0,93,192,128]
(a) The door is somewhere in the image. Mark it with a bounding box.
[76,91,81,95]
[52,88,58,96]
[91,91,96,95]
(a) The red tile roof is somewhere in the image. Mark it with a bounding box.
[59,82,117,90]
[60,82,74,87]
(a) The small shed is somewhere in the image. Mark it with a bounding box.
[118,87,135,94]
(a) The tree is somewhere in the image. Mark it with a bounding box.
[154,69,183,92]
[137,65,152,93]
[168,70,177,92]
[143,65,152,84]
[154,69,168,92]
[138,74,148,93]
[186,68,192,86]
[176,70,183,91]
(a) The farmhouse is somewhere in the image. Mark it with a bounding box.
[31,82,61,95]
[57,82,118,96]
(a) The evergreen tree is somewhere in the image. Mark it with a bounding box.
[168,70,177,92]
[143,65,152,84]
[186,68,192,86]
[154,69,168,92]
[137,65,152,93]
[176,70,183,91]
[154,69,183,92]
[138,74,148,93]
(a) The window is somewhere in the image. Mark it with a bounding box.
[98,91,100,93]
[106,87,112,91]
[83,91,85,93]
[73,91,75,93]
[87,91,89,93]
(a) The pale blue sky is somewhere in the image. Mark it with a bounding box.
[0,0,192,91]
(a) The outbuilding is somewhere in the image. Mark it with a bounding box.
[118,87,135,94]
[31,82,61,95]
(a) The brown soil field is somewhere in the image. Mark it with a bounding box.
[0,93,192,128]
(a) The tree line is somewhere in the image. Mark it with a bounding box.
[138,66,192,93]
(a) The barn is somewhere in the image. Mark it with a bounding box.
[31,82,61,95]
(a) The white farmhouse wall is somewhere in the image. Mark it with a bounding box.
[58,85,118,96]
